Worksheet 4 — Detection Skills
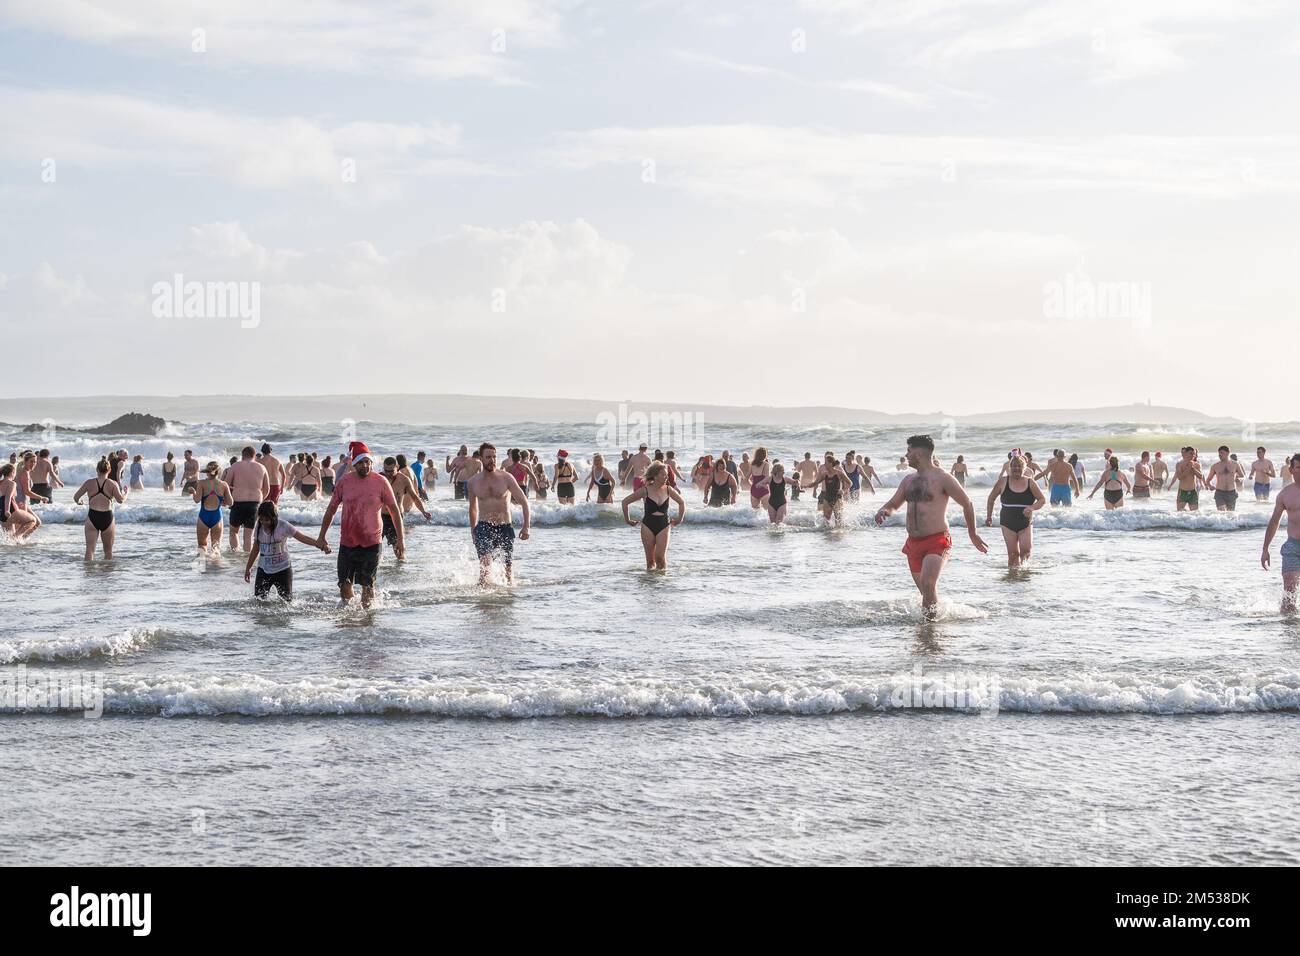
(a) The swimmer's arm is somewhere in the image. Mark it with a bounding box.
[244,546,258,579]
[381,483,405,548]
[318,492,341,543]
[985,478,1004,522]
[1087,476,1104,497]
[669,486,687,524]
[943,476,986,548]
[1029,480,1047,511]
[112,481,127,504]
[73,480,89,505]
[876,479,908,522]
[1263,499,1285,564]
[292,529,329,552]
[1120,471,1132,490]
[506,475,531,536]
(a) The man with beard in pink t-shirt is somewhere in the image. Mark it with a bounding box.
[317,441,403,608]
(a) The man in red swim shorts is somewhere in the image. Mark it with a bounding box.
[875,434,988,620]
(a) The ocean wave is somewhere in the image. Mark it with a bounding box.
[0,627,164,664]
[4,669,1297,717]
[23,496,1282,534]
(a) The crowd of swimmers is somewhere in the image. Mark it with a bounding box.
[5,438,1300,615]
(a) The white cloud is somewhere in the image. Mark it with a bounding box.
[0,88,475,192]
[0,0,568,83]
[801,0,1287,82]
[550,125,1300,205]
[674,51,932,108]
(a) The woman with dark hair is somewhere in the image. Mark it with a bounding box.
[244,500,331,601]
[748,446,770,510]
[1088,456,1132,510]
[706,458,738,507]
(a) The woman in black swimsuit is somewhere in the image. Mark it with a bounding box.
[706,459,738,507]
[985,454,1045,567]
[162,453,177,492]
[812,453,850,526]
[622,462,686,571]
[73,458,128,560]
[761,462,793,525]
[586,453,616,503]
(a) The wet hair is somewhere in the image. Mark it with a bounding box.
[907,434,935,454]
[753,446,768,469]
[96,459,110,474]
[262,443,272,454]
[396,454,408,469]
[1218,445,1230,454]
[256,500,279,535]
[383,456,398,468]
[1109,456,1120,471]
[479,443,495,455]
[772,462,785,480]
[1258,447,1266,454]
[242,446,256,459]
[0,464,12,479]
[645,462,667,484]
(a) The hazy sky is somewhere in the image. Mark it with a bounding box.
[1,1,1297,420]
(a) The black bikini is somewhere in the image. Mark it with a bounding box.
[999,480,1034,532]
[87,478,114,532]
[642,494,671,535]
[595,473,613,503]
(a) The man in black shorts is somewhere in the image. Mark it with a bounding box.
[317,441,403,608]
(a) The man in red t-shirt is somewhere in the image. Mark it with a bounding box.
[317,442,403,607]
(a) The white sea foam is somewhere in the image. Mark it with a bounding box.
[6,669,1286,718]
[0,627,163,663]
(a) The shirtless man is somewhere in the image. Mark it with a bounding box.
[447,446,471,500]
[1250,446,1276,501]
[1039,449,1080,506]
[381,456,430,548]
[1261,455,1300,612]
[318,442,403,607]
[1132,451,1153,499]
[1151,451,1169,493]
[226,446,270,552]
[467,442,531,586]
[895,457,909,472]
[624,444,652,489]
[30,450,62,503]
[1206,445,1245,512]
[875,435,987,619]
[181,450,200,496]
[1172,446,1206,512]
[260,443,286,504]
[795,453,818,499]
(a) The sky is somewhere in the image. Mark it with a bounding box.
[0,0,1297,420]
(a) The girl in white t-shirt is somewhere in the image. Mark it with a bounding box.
[243,501,330,600]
